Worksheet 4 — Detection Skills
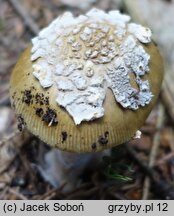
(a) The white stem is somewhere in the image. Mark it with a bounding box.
[37,148,110,191]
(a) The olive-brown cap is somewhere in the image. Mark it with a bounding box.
[10,9,163,153]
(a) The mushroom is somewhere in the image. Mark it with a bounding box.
[10,9,163,189]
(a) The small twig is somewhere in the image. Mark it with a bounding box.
[0,130,19,145]
[126,142,174,199]
[125,143,154,179]
[63,182,93,198]
[142,103,165,200]
[8,188,28,200]
[166,128,174,181]
[108,191,126,200]
[7,0,40,35]
[38,183,67,200]
[168,128,174,152]
[162,82,174,124]
[41,190,63,200]
[0,187,9,200]
[121,179,140,191]
[0,130,31,173]
[155,152,174,166]
[18,152,38,184]
[65,186,99,199]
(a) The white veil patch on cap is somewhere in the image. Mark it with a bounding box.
[31,8,153,125]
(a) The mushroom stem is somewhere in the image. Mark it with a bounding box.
[38,147,110,191]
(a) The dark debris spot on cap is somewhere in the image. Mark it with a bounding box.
[91,143,97,150]
[104,131,109,137]
[35,93,44,105]
[35,93,50,106]
[31,86,36,90]
[17,115,26,131]
[12,92,16,99]
[61,131,67,143]
[42,108,58,126]
[98,131,109,145]
[22,90,33,105]
[35,108,44,117]
[98,136,108,145]
[45,97,49,105]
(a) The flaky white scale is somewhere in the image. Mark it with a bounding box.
[31,8,153,125]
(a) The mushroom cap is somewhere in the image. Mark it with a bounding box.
[10,9,163,153]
